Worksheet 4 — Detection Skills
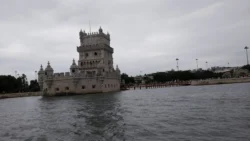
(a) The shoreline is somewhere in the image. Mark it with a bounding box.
[0,92,41,99]
[191,77,250,86]
[1,78,250,100]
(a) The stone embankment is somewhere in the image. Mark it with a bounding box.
[191,77,250,85]
[0,92,41,99]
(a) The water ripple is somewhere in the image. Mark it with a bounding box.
[0,83,250,140]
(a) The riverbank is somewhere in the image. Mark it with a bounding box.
[1,77,249,99]
[191,77,250,85]
[0,92,41,99]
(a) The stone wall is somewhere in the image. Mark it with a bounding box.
[43,77,120,96]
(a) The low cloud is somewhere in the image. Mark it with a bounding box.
[0,0,249,80]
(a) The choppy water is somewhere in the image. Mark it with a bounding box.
[0,83,250,141]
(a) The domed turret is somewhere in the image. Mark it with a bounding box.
[38,64,44,74]
[116,65,121,80]
[45,61,53,72]
[38,64,45,91]
[45,61,54,76]
[116,65,120,72]
[70,59,78,73]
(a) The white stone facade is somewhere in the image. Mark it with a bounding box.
[38,27,121,96]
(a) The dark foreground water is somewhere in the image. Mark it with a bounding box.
[0,83,250,141]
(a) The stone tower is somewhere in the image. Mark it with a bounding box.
[38,26,121,96]
[77,27,114,76]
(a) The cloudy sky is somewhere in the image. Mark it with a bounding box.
[0,0,250,80]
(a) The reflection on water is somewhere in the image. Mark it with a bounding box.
[0,83,250,141]
[36,92,126,141]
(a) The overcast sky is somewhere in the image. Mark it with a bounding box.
[0,0,250,80]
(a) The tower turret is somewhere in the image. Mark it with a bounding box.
[116,65,120,73]
[38,65,44,78]
[116,65,121,80]
[79,29,84,46]
[79,29,83,37]
[45,61,54,76]
[99,26,103,33]
[38,64,45,90]
[70,59,78,74]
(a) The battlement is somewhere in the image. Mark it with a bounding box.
[45,70,120,80]
[84,32,110,40]
[79,27,110,46]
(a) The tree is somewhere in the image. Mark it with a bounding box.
[242,65,250,71]
[0,74,39,94]
[29,80,40,92]
[20,74,29,92]
[121,73,135,84]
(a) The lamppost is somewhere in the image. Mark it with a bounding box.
[228,62,230,68]
[176,58,179,71]
[244,46,249,65]
[196,59,198,70]
[206,61,208,70]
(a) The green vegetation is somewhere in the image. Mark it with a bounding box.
[121,73,135,84]
[121,70,223,84]
[0,74,40,94]
[242,65,250,71]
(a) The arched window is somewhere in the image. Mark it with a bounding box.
[72,69,75,73]
[94,52,98,56]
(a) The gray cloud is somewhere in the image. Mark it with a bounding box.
[0,0,249,80]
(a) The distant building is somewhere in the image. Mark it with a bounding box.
[211,66,240,73]
[134,75,143,84]
[134,75,154,84]
[38,27,121,96]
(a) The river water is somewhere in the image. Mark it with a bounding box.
[0,83,250,141]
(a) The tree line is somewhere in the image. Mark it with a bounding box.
[0,74,40,94]
[121,69,223,84]
[121,65,250,85]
